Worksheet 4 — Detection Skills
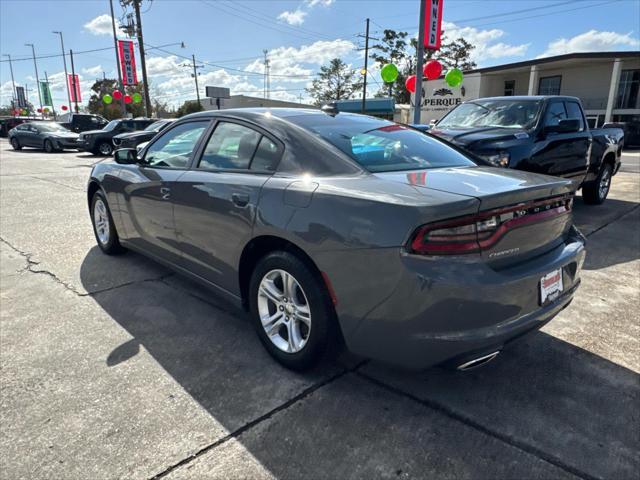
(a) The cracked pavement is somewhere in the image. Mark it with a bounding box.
[1,139,638,479]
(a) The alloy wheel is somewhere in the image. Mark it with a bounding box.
[93,198,110,245]
[257,269,311,353]
[599,167,611,201]
[99,143,113,156]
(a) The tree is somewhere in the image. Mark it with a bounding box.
[86,78,148,120]
[306,58,362,106]
[176,100,203,117]
[370,29,477,104]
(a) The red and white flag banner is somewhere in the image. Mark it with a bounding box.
[67,74,81,102]
[424,0,444,51]
[118,40,138,85]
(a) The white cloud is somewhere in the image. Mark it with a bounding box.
[306,0,334,6]
[538,30,640,58]
[278,9,307,26]
[146,55,184,76]
[82,65,103,77]
[84,14,118,36]
[442,21,529,63]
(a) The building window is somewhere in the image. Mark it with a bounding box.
[504,80,515,96]
[538,75,562,95]
[616,69,640,109]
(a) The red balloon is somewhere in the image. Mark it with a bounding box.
[405,75,417,93]
[423,59,443,80]
[124,94,132,104]
[61,105,69,111]
[37,108,42,113]
[113,90,123,100]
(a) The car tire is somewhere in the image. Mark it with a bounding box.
[97,142,113,156]
[583,163,612,205]
[249,251,336,371]
[90,191,126,255]
[10,137,22,150]
[44,139,55,153]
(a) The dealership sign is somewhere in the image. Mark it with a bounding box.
[424,0,444,50]
[39,81,53,106]
[67,74,81,102]
[118,40,138,86]
[16,86,27,107]
[415,82,465,119]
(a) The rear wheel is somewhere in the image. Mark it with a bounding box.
[44,139,55,153]
[249,251,335,371]
[90,191,125,255]
[583,163,612,205]
[97,142,113,156]
[10,137,21,150]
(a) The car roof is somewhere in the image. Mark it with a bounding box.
[468,95,581,102]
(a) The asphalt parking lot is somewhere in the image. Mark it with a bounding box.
[1,139,638,480]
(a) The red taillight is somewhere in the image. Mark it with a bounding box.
[410,195,572,255]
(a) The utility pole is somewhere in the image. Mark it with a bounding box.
[413,0,427,124]
[192,54,202,106]
[69,49,79,113]
[361,18,370,114]
[109,0,127,116]
[53,31,72,112]
[25,43,43,119]
[2,54,17,109]
[263,50,270,99]
[126,0,152,117]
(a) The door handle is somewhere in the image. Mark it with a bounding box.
[232,193,250,207]
[160,187,171,200]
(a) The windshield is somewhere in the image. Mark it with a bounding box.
[103,120,119,131]
[437,99,542,130]
[144,120,168,132]
[289,113,476,173]
[34,122,69,132]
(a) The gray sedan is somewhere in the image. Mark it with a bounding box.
[88,109,585,371]
[9,121,79,152]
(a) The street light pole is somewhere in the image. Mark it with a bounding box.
[109,0,127,116]
[25,43,44,119]
[413,0,427,124]
[53,31,72,112]
[69,49,80,113]
[2,54,17,109]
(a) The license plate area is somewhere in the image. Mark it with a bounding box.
[540,268,563,305]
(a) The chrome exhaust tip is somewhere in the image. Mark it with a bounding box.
[456,351,500,371]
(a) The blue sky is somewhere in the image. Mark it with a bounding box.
[1,0,639,108]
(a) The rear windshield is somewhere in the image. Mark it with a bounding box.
[287,113,475,173]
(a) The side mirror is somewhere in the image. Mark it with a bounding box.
[114,148,138,164]
[544,118,581,135]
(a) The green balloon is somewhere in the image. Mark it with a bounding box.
[380,63,399,83]
[103,94,113,104]
[132,92,142,103]
[445,68,464,87]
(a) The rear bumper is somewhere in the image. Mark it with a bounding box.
[324,228,586,370]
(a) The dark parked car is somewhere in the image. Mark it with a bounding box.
[9,121,79,152]
[78,118,155,156]
[88,109,585,371]
[430,96,624,204]
[1,116,29,137]
[112,119,175,149]
[60,113,108,133]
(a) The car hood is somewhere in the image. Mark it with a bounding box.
[114,131,149,140]
[429,126,530,148]
[80,129,105,136]
[374,166,573,210]
[48,131,79,139]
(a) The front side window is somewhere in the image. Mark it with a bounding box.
[199,122,261,170]
[103,120,119,131]
[538,75,562,95]
[543,102,567,127]
[144,121,209,168]
[564,102,585,131]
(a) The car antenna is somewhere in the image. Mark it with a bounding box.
[321,101,339,117]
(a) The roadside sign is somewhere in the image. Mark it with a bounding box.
[424,0,444,50]
[67,74,81,102]
[40,81,53,106]
[118,40,138,85]
[16,86,27,107]
[205,86,231,99]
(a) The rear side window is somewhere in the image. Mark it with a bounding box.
[564,102,585,131]
[544,102,567,126]
[250,136,280,171]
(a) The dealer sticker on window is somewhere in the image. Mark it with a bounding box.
[540,269,563,305]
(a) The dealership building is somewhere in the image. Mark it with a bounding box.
[408,51,640,128]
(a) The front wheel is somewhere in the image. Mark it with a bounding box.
[10,137,22,150]
[90,191,126,255]
[583,163,612,205]
[249,252,336,371]
[97,142,113,156]
[44,139,55,153]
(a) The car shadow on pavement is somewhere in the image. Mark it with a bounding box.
[80,248,639,479]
